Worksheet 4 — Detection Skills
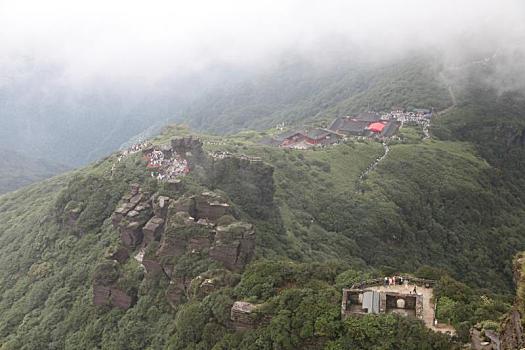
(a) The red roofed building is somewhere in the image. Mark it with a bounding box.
[368,122,386,133]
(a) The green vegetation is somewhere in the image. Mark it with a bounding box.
[0,147,69,195]
[1,59,525,349]
[182,55,451,134]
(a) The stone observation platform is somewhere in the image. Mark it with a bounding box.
[342,277,455,335]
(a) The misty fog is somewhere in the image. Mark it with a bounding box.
[0,0,524,166]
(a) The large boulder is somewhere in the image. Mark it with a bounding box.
[193,192,230,222]
[120,221,144,248]
[92,262,135,310]
[166,277,188,308]
[112,184,154,249]
[171,136,203,156]
[142,216,165,244]
[209,222,255,271]
[93,285,111,306]
[153,196,171,218]
[231,301,259,331]
[106,246,130,263]
[110,288,134,309]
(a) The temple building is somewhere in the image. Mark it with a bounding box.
[341,277,455,335]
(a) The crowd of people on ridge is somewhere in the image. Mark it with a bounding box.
[384,276,418,294]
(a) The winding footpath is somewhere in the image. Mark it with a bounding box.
[436,72,457,116]
[357,142,390,185]
[356,73,456,188]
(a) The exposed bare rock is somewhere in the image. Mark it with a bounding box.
[130,183,140,196]
[189,270,239,299]
[143,258,164,276]
[106,246,130,263]
[62,201,84,235]
[166,277,188,308]
[111,184,155,249]
[120,221,144,248]
[143,216,165,244]
[153,196,170,218]
[209,222,255,271]
[157,211,194,258]
[499,311,521,350]
[112,202,137,227]
[231,301,259,331]
[188,234,212,252]
[141,243,165,277]
[171,136,203,156]
[193,192,230,222]
[93,285,134,310]
[498,253,525,349]
[157,236,186,259]
[110,288,134,309]
[129,193,143,205]
[93,285,111,306]
[167,179,182,192]
[173,197,194,214]
[197,277,217,295]
[92,261,135,310]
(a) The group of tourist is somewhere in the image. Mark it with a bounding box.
[210,151,261,162]
[164,157,190,178]
[118,141,152,161]
[129,142,149,153]
[381,110,431,123]
[146,150,165,168]
[384,276,406,287]
[148,154,189,181]
[383,276,418,294]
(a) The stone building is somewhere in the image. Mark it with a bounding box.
[342,288,423,319]
[340,277,446,334]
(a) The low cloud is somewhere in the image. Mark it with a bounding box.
[1,0,524,83]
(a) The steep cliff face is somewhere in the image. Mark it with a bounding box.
[93,141,260,311]
[499,254,525,350]
[92,261,136,310]
[208,155,276,219]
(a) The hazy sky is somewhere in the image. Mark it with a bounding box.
[1,0,524,83]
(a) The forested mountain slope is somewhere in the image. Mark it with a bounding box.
[0,58,524,349]
[180,55,452,133]
[0,148,69,194]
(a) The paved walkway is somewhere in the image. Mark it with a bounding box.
[356,142,389,188]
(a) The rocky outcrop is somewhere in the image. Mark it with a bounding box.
[63,200,84,235]
[470,329,493,350]
[92,261,135,310]
[499,254,525,350]
[499,310,522,350]
[166,277,189,308]
[143,216,165,244]
[171,136,204,157]
[155,195,254,272]
[231,301,259,331]
[99,143,261,314]
[193,192,231,222]
[153,196,170,218]
[209,222,255,271]
[111,184,170,249]
[106,246,130,263]
[189,270,239,299]
[208,154,275,219]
